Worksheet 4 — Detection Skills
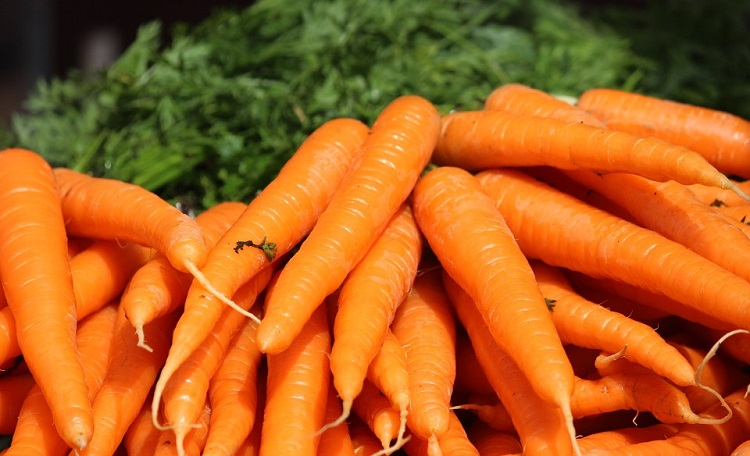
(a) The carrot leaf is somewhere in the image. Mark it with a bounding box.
[234,237,277,261]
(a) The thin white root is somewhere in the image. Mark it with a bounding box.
[426,434,442,456]
[596,345,628,368]
[314,399,351,437]
[184,260,261,325]
[135,325,154,353]
[561,401,582,456]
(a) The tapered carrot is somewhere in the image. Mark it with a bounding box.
[413,166,578,452]
[577,87,750,178]
[0,239,149,364]
[401,410,479,456]
[475,168,750,331]
[530,260,696,386]
[350,415,386,456]
[0,373,35,434]
[153,397,211,456]
[484,83,605,126]
[202,313,264,456]
[0,148,93,450]
[365,328,411,440]
[391,267,456,455]
[326,203,422,436]
[433,109,748,198]
[122,201,247,351]
[259,303,331,456]
[352,379,403,450]
[317,382,356,456]
[442,271,578,456]
[258,95,440,355]
[5,303,118,456]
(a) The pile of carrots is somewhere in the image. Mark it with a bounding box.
[0,83,749,456]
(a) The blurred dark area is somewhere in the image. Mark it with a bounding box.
[0,0,256,123]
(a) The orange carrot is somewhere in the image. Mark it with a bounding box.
[327,203,423,436]
[686,180,750,206]
[258,95,440,355]
[365,328,411,437]
[466,420,522,455]
[123,396,163,456]
[442,270,578,456]
[352,379,403,450]
[6,303,118,456]
[484,82,605,126]
[577,424,679,453]
[475,167,750,331]
[0,148,93,450]
[153,397,211,456]
[122,201,247,351]
[0,373,35,435]
[576,87,750,178]
[259,303,331,456]
[350,415,386,456]
[733,440,750,456]
[453,332,494,397]
[412,165,578,453]
[401,410,479,456]
[451,400,514,433]
[433,109,747,198]
[317,382,356,456]
[391,267,456,455]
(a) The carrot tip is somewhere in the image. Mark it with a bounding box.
[134,325,154,353]
[727,181,750,202]
[184,260,261,324]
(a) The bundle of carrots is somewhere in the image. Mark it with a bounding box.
[0,83,749,456]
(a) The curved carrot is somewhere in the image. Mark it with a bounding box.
[412,165,578,451]
[0,148,93,450]
[433,109,748,198]
[122,201,247,351]
[258,95,440,354]
[327,202,422,435]
[484,82,605,126]
[5,303,118,456]
[391,267,456,455]
[475,168,750,332]
[0,373,35,435]
[577,87,750,179]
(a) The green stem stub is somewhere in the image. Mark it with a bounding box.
[234,237,277,261]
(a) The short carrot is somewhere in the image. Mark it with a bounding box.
[576,87,750,178]
[258,95,440,355]
[0,148,93,450]
[412,166,578,453]
[433,109,748,198]
[327,203,422,436]
[484,82,605,126]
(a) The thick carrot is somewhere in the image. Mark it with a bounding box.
[484,82,605,126]
[401,410,479,456]
[5,303,118,456]
[0,148,93,450]
[0,238,148,364]
[317,382,356,456]
[530,260,695,386]
[327,203,422,436]
[412,165,578,451]
[433,109,747,197]
[0,373,35,434]
[259,303,331,456]
[352,379,403,450]
[122,201,246,351]
[258,95,440,354]
[442,270,578,456]
[475,168,750,331]
[202,314,263,456]
[577,87,750,178]
[391,267,456,455]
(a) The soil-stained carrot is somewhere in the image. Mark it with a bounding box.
[412,166,578,452]
[401,410,479,456]
[484,83,605,126]
[122,201,247,351]
[530,260,696,386]
[0,148,93,450]
[442,271,578,456]
[259,303,331,456]
[317,382,356,456]
[433,109,747,197]
[258,95,440,355]
[6,303,118,456]
[0,373,35,434]
[475,168,750,331]
[327,203,422,434]
[577,87,750,178]
[391,267,456,455]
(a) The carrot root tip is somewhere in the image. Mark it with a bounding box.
[134,325,154,353]
[313,399,352,437]
[184,260,261,324]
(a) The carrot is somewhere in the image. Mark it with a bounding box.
[484,82,605,127]
[6,303,118,456]
[389,266,456,455]
[686,180,750,206]
[733,440,750,456]
[202,313,264,456]
[349,415,387,456]
[577,424,679,453]
[412,166,578,453]
[401,410,479,456]
[442,270,578,456]
[0,238,149,364]
[576,87,750,178]
[123,396,163,456]
[259,303,331,456]
[122,201,247,351]
[76,306,180,456]
[0,373,35,435]
[433,109,748,198]
[0,148,94,450]
[326,202,423,436]
[450,400,514,433]
[258,95,440,354]
[453,332,494,397]
[530,260,696,386]
[567,276,671,324]
[466,420,522,455]
[475,167,750,331]
[153,397,212,456]
[317,382,356,456]
[352,379,403,450]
